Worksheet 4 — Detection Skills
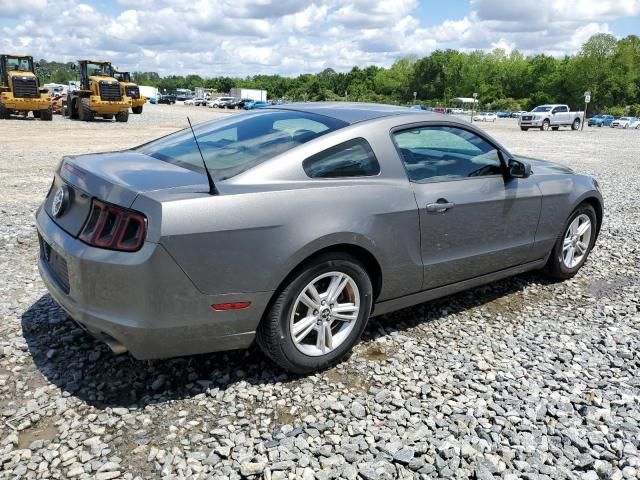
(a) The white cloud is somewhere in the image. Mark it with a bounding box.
[0,0,637,77]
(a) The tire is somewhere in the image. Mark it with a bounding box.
[257,252,373,374]
[520,127,528,131]
[40,108,53,121]
[541,119,550,131]
[571,118,581,130]
[33,110,41,119]
[79,98,94,122]
[132,106,143,114]
[115,111,129,123]
[545,203,597,280]
[0,104,10,119]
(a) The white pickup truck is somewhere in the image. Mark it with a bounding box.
[519,104,584,131]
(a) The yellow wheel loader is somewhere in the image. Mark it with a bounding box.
[0,54,52,120]
[65,60,131,122]
[113,70,146,114]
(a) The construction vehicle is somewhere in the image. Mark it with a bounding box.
[113,70,146,114]
[0,54,52,120]
[64,60,130,122]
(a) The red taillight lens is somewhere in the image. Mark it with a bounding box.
[79,199,147,252]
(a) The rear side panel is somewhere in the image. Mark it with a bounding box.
[148,183,422,301]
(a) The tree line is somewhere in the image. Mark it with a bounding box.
[35,33,640,116]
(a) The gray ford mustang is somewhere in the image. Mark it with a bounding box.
[36,102,603,373]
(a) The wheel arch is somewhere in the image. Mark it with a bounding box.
[579,196,603,240]
[261,241,384,326]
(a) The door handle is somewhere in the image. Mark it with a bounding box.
[426,200,455,213]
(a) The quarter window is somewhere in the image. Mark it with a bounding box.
[303,138,380,178]
[392,126,503,183]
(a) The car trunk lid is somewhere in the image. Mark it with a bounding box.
[44,151,208,237]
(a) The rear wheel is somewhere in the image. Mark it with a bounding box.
[257,253,373,373]
[0,104,10,119]
[572,118,581,130]
[132,106,143,114]
[40,108,53,121]
[545,203,597,279]
[79,98,94,121]
[115,111,129,123]
[541,119,550,131]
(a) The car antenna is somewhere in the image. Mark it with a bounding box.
[187,116,218,195]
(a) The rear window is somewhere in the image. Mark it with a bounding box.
[136,110,348,179]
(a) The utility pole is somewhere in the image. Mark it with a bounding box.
[582,90,591,131]
[471,92,478,122]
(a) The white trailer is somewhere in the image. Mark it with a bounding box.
[230,88,267,101]
[138,85,158,99]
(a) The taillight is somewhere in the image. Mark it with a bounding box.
[79,199,147,252]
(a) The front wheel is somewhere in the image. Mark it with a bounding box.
[257,253,373,374]
[572,118,581,130]
[40,108,53,121]
[132,106,143,114]
[541,119,550,131]
[115,111,129,123]
[79,98,94,121]
[545,204,597,279]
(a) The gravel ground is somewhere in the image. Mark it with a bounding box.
[0,106,639,480]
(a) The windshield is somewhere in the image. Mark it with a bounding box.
[619,117,629,121]
[6,57,33,72]
[532,106,552,112]
[137,110,348,179]
[87,63,113,77]
[114,72,130,82]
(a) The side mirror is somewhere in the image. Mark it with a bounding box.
[508,159,531,178]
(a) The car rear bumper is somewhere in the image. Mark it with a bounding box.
[35,208,271,359]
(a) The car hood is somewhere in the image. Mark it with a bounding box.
[60,150,208,207]
[512,155,574,175]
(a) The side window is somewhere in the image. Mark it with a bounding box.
[392,126,503,183]
[303,138,380,178]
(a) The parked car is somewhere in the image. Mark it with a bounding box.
[229,98,254,109]
[510,111,527,118]
[36,102,603,373]
[473,112,497,122]
[411,104,429,110]
[157,94,176,105]
[243,100,270,110]
[184,98,207,106]
[587,114,614,127]
[519,104,584,131]
[610,116,639,129]
[208,96,236,108]
[496,111,510,118]
[148,97,157,105]
[433,107,446,114]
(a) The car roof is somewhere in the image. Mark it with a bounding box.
[263,102,432,125]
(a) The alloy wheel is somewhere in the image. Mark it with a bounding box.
[562,214,592,268]
[289,272,360,357]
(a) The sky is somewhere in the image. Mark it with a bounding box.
[0,0,639,77]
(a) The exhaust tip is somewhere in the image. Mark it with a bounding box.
[103,336,128,355]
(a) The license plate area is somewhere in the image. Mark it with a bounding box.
[39,234,70,294]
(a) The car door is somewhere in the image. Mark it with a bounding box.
[553,105,569,125]
[392,124,542,290]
